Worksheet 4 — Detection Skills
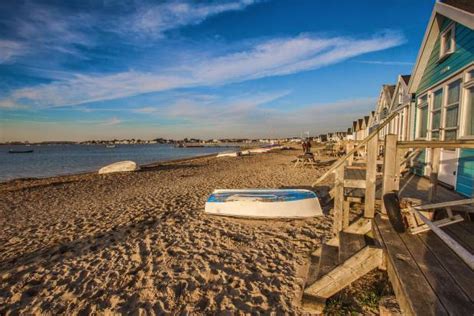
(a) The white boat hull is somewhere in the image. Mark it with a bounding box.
[205,189,323,218]
[98,161,139,174]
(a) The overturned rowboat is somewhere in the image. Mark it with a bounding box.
[205,189,323,218]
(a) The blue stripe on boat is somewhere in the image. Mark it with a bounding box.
[207,190,317,203]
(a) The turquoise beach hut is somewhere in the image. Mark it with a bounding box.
[408,0,474,196]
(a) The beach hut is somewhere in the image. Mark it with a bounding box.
[387,75,412,141]
[408,0,474,195]
[371,84,396,139]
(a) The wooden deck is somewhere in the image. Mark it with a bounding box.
[373,174,473,315]
[374,215,474,315]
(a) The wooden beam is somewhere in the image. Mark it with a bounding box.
[381,135,399,214]
[412,198,474,211]
[409,215,464,234]
[313,112,399,186]
[343,179,367,188]
[304,246,383,298]
[333,165,344,235]
[365,136,377,218]
[428,148,440,202]
[397,140,474,149]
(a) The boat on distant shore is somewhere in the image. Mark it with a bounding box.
[8,149,34,154]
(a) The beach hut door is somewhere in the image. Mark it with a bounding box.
[438,149,458,187]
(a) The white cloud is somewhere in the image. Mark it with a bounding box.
[355,60,414,66]
[1,32,405,109]
[102,117,122,126]
[0,40,27,64]
[125,0,258,38]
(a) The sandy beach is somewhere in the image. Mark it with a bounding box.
[0,149,391,314]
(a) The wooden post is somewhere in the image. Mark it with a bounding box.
[343,200,350,228]
[365,136,377,218]
[428,148,440,202]
[333,164,344,236]
[381,135,399,214]
[346,142,355,166]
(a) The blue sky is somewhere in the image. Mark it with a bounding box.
[0,0,434,141]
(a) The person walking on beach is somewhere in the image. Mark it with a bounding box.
[304,139,312,155]
[302,140,307,154]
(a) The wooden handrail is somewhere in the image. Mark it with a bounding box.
[312,111,398,186]
[397,140,474,149]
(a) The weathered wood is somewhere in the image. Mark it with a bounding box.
[316,244,339,279]
[409,215,464,234]
[346,142,355,166]
[412,198,474,211]
[397,139,474,149]
[304,246,383,299]
[343,179,366,188]
[365,136,377,218]
[333,165,344,235]
[428,148,440,202]
[444,222,474,253]
[418,229,474,300]
[313,112,398,186]
[410,207,474,270]
[305,253,321,286]
[381,135,399,214]
[343,200,350,229]
[374,215,448,315]
[311,218,372,257]
[399,232,473,315]
[339,231,367,262]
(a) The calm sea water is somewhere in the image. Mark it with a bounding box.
[0,144,238,182]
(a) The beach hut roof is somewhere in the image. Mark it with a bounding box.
[408,0,474,93]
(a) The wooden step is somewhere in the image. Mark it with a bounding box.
[304,246,383,300]
[339,231,368,262]
[305,253,321,286]
[317,244,339,279]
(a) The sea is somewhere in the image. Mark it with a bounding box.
[0,143,238,182]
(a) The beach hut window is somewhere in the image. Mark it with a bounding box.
[417,95,429,138]
[444,80,461,140]
[439,23,455,59]
[465,87,474,136]
[431,89,443,139]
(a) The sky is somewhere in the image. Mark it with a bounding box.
[0,0,435,142]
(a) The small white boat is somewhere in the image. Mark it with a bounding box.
[98,161,139,174]
[217,151,240,158]
[205,189,323,218]
[249,148,271,154]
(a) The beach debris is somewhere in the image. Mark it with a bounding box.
[98,160,139,174]
[216,152,240,158]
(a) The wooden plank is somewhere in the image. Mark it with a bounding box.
[339,231,367,262]
[428,148,440,202]
[418,230,474,301]
[397,140,474,149]
[399,232,473,315]
[333,165,344,235]
[304,246,383,299]
[412,198,474,211]
[365,136,377,218]
[343,179,366,188]
[444,222,474,253]
[305,253,321,286]
[381,135,399,214]
[374,215,448,315]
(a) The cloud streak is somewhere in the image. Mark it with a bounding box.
[1,31,405,109]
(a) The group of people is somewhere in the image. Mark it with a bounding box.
[301,139,312,155]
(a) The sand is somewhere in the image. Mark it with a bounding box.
[0,149,381,314]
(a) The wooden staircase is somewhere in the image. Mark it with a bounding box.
[301,115,400,313]
[302,219,383,313]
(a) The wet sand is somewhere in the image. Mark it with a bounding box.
[0,149,384,314]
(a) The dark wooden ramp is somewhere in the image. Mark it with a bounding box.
[374,215,474,315]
